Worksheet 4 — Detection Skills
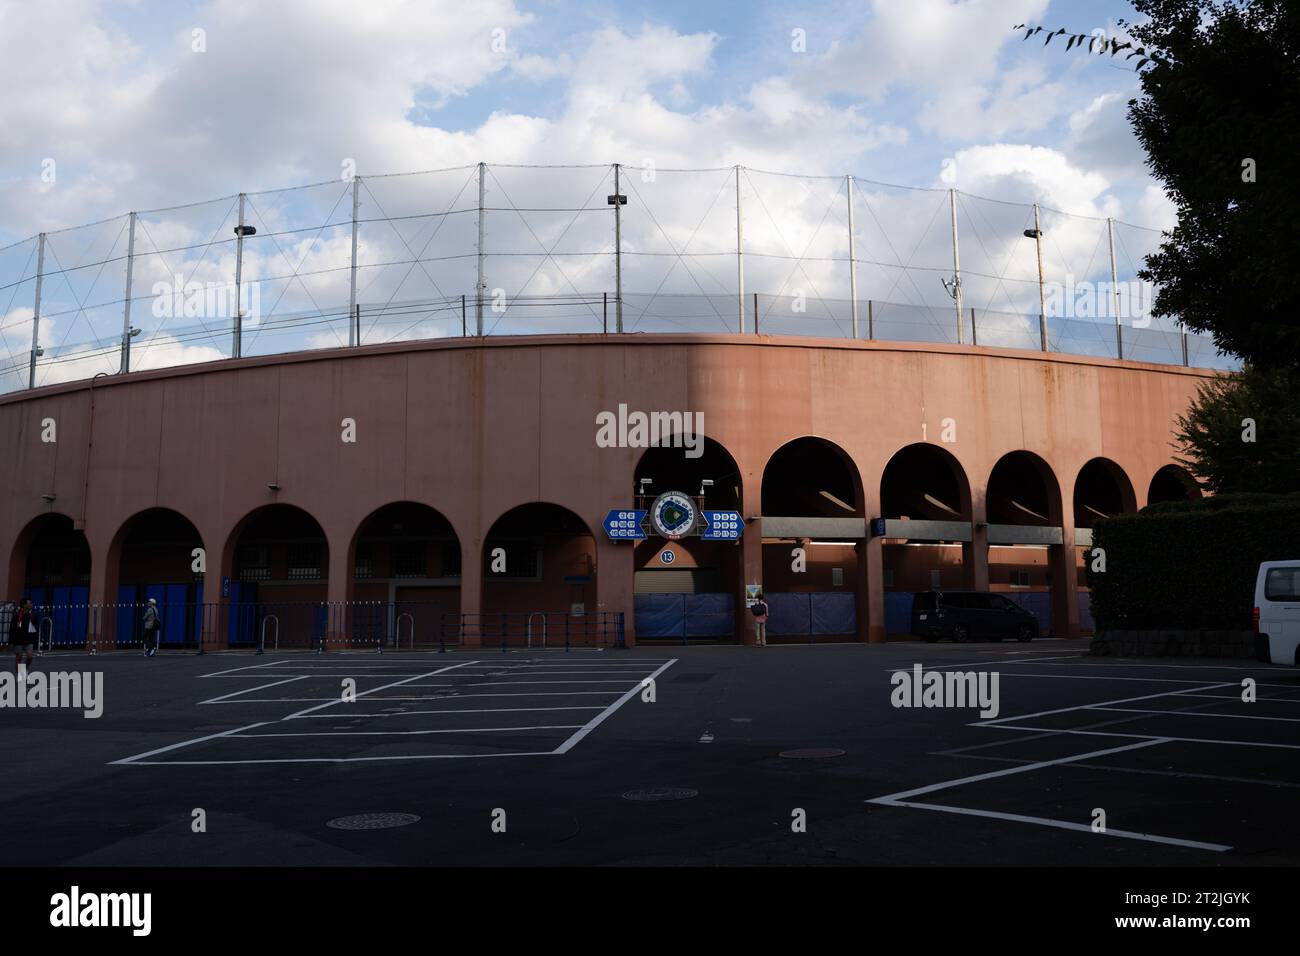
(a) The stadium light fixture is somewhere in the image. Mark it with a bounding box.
[698,479,714,496]
[234,225,257,237]
[1023,228,1042,239]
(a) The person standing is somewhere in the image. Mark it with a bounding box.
[10,598,37,680]
[141,598,160,657]
[750,594,769,647]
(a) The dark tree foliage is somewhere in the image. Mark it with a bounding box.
[1172,364,1300,494]
[1017,1,1300,370]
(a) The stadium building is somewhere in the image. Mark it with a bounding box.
[0,164,1222,649]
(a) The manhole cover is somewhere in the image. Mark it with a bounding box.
[621,787,699,802]
[326,812,421,830]
[779,748,845,760]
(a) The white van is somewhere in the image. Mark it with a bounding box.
[1255,561,1300,665]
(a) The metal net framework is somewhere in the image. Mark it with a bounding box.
[0,163,1239,393]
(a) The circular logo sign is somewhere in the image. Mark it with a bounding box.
[660,549,676,565]
[649,491,697,540]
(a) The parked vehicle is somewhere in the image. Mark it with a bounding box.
[1254,561,1300,665]
[911,590,1039,643]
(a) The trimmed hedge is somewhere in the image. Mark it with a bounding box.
[1088,494,1300,630]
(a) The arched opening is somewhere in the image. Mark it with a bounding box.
[632,437,743,643]
[482,502,597,646]
[351,502,461,649]
[9,513,91,648]
[986,451,1063,636]
[878,444,971,637]
[760,437,863,644]
[1148,464,1202,505]
[111,508,205,648]
[1073,459,1137,633]
[225,504,329,649]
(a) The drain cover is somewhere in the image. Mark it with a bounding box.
[779,747,845,759]
[326,812,421,830]
[622,787,698,802]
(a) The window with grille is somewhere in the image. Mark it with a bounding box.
[1010,569,1031,588]
[485,539,539,579]
[441,541,462,577]
[392,542,428,578]
[238,546,270,582]
[354,543,373,580]
[287,544,323,581]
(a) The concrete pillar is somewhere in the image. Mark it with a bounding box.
[595,536,636,647]
[86,531,117,651]
[864,535,885,642]
[740,519,762,645]
[325,528,353,647]
[1050,518,1080,639]
[459,534,482,648]
[199,522,233,653]
[963,500,990,592]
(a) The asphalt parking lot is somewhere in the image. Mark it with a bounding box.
[2,639,1298,866]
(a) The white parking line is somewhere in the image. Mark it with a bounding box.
[867,737,1230,852]
[979,722,1300,751]
[111,722,271,765]
[232,725,585,738]
[880,800,1231,853]
[284,662,478,719]
[1089,704,1300,723]
[553,659,677,754]
[291,706,605,718]
[197,661,287,678]
[198,675,308,705]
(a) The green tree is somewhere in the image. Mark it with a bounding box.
[1019,0,1300,369]
[1173,365,1300,494]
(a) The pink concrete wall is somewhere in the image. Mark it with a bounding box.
[0,333,1215,644]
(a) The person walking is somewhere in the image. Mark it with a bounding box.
[10,598,37,680]
[750,593,769,647]
[141,598,161,657]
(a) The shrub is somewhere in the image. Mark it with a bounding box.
[1089,495,1300,629]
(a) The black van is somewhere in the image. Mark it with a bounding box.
[911,590,1039,643]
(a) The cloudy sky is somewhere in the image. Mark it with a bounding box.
[0,0,1190,386]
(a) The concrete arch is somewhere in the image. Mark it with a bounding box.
[1148,463,1203,505]
[349,501,463,647]
[6,511,91,599]
[1074,458,1138,527]
[480,501,598,645]
[880,442,973,522]
[986,450,1063,527]
[761,436,864,517]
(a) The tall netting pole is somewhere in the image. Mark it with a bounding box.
[613,163,623,333]
[29,232,45,389]
[120,211,137,373]
[476,162,486,336]
[950,189,963,345]
[735,165,745,334]
[233,192,246,359]
[1033,203,1047,352]
[847,175,859,339]
[1108,217,1123,360]
[349,174,360,347]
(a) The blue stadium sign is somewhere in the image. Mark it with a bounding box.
[701,510,744,540]
[603,509,647,540]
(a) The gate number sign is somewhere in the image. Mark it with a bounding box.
[701,511,743,540]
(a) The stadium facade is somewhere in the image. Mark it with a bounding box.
[1,329,1209,648]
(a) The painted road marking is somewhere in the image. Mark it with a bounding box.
[553,659,677,754]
